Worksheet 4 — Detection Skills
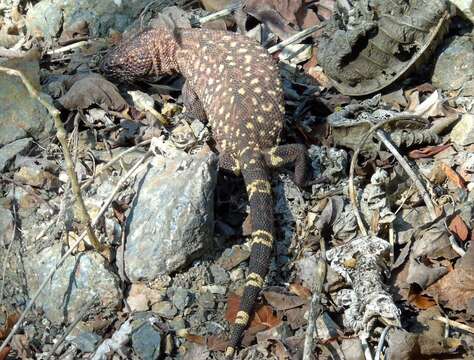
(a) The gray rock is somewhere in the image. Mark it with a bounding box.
[450,113,474,146]
[59,0,141,37]
[151,301,177,319]
[67,331,101,353]
[25,243,122,324]
[0,138,33,172]
[0,56,54,146]
[26,0,63,40]
[432,35,474,93]
[131,314,162,360]
[0,207,14,246]
[171,288,191,311]
[124,149,217,281]
[210,264,229,285]
[197,292,215,310]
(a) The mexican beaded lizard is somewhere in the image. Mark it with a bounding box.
[101,26,307,358]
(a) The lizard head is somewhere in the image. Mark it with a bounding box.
[100,27,178,82]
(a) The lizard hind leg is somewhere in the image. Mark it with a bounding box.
[225,150,274,359]
[263,143,308,187]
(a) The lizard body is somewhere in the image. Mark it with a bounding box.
[101,26,307,358]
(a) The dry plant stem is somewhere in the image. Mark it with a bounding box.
[46,296,98,359]
[0,66,100,250]
[302,235,327,360]
[81,139,151,189]
[46,40,92,55]
[268,24,326,54]
[197,2,240,24]
[349,115,429,235]
[434,316,474,334]
[374,325,392,360]
[0,205,17,303]
[374,129,437,220]
[0,150,152,353]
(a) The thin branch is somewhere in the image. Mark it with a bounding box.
[268,24,326,54]
[80,139,151,190]
[46,40,93,55]
[0,152,151,353]
[0,65,100,250]
[434,316,474,334]
[374,129,437,220]
[348,115,429,235]
[302,234,327,360]
[0,204,17,303]
[197,2,240,25]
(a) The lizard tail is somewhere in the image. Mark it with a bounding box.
[225,151,274,359]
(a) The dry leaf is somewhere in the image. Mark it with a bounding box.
[408,293,437,310]
[449,215,469,242]
[206,335,228,352]
[426,245,474,311]
[262,287,307,310]
[225,293,281,331]
[0,313,19,340]
[441,163,466,189]
[408,144,452,159]
[0,347,10,360]
[184,333,206,345]
[288,282,311,299]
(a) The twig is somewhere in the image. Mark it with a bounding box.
[0,205,17,303]
[0,152,151,353]
[46,296,99,359]
[360,336,373,360]
[0,65,100,250]
[268,24,326,54]
[81,139,151,189]
[197,2,241,24]
[348,115,429,235]
[374,325,392,360]
[46,40,92,55]
[302,235,327,360]
[434,316,474,335]
[374,129,437,220]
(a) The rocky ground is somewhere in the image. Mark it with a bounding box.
[1,0,474,359]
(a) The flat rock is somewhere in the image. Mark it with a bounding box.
[0,138,33,172]
[25,243,122,324]
[0,55,53,146]
[26,0,63,40]
[131,314,162,360]
[0,207,14,246]
[450,113,474,146]
[432,35,474,94]
[124,148,217,281]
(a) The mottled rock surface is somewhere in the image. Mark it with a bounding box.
[125,148,217,281]
[26,243,122,324]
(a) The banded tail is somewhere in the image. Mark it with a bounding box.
[225,150,274,359]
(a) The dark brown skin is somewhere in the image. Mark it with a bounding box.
[101,26,307,358]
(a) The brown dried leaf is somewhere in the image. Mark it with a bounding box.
[288,282,312,300]
[408,292,436,310]
[206,335,228,352]
[262,287,307,310]
[0,347,10,360]
[426,245,474,311]
[0,313,19,340]
[441,163,466,189]
[408,144,452,159]
[58,74,128,111]
[225,293,281,331]
[448,215,469,242]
